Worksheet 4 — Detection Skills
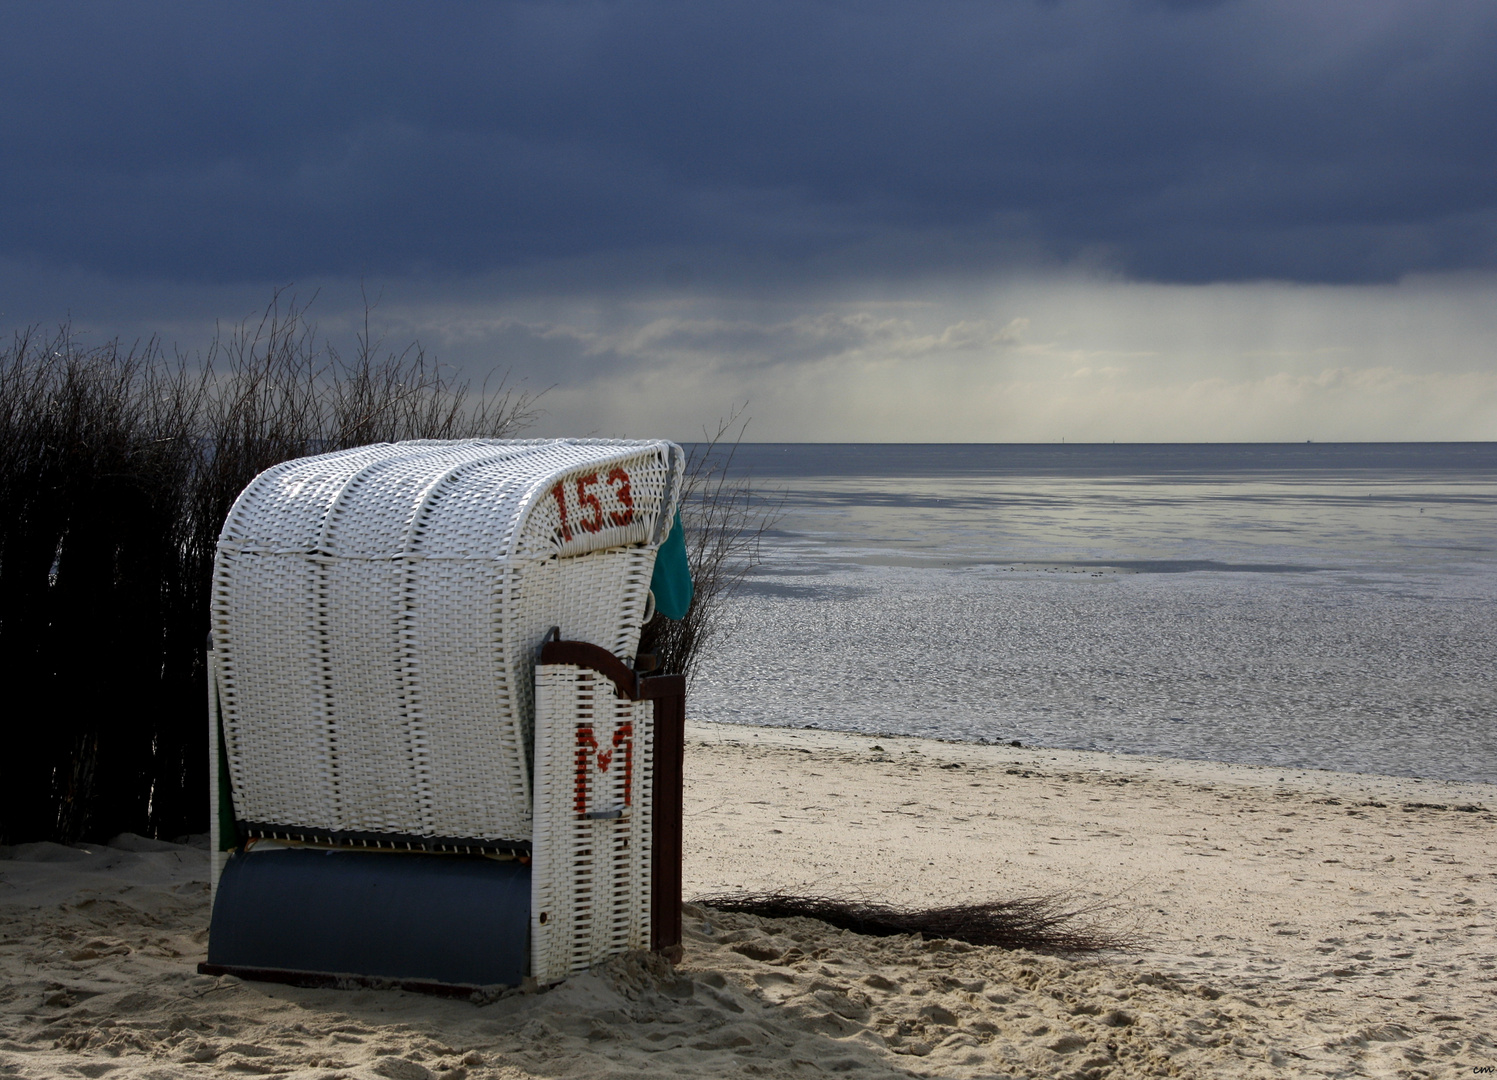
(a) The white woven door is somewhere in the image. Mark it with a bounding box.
[531,664,653,984]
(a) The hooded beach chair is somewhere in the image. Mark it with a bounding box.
[200,439,688,990]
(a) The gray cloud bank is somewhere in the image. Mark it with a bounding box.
[4,0,1496,287]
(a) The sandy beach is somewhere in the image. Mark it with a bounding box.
[2,721,1492,1079]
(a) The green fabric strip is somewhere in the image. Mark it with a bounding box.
[650,510,693,620]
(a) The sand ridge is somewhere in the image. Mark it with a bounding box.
[0,722,1491,1078]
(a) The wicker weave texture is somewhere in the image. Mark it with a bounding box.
[531,664,653,984]
[212,439,682,844]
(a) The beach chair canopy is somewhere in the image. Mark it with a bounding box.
[211,438,685,848]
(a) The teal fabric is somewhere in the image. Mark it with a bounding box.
[650,510,694,620]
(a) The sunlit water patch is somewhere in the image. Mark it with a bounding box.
[689,445,1497,782]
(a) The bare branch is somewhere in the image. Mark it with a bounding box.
[639,405,782,683]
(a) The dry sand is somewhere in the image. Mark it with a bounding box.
[1,721,1493,1079]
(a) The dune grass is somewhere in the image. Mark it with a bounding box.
[0,294,535,846]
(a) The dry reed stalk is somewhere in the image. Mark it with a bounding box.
[693,891,1136,953]
[638,407,780,681]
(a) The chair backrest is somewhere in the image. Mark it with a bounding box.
[210,439,684,846]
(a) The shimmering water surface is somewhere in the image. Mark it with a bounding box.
[689,444,1497,783]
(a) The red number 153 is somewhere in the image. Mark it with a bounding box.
[552,467,634,543]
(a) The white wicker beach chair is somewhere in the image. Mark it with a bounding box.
[204,439,686,988]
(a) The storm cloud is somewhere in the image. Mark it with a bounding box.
[4,0,1496,287]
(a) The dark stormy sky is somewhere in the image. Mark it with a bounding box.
[3,1,1495,439]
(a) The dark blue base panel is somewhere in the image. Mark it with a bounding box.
[207,848,530,989]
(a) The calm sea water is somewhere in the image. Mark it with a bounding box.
[687,444,1497,783]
